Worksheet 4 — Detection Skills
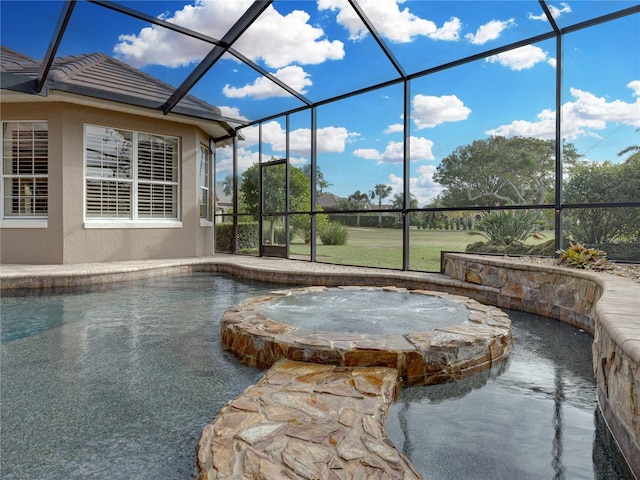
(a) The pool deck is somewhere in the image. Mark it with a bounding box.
[2,254,639,479]
[0,254,453,290]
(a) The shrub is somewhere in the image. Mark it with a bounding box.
[319,222,348,245]
[215,223,233,252]
[215,222,259,252]
[557,242,608,269]
[272,227,288,245]
[465,238,555,256]
[238,223,259,250]
[468,210,544,244]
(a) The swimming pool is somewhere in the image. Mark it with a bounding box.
[0,274,632,479]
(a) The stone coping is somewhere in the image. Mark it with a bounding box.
[221,286,512,386]
[197,359,420,480]
[443,253,640,366]
[0,255,458,290]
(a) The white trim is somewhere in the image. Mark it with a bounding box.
[0,219,48,229]
[84,220,182,229]
[200,219,213,227]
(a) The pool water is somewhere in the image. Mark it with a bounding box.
[0,274,632,479]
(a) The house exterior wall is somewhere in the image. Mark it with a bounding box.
[1,101,215,264]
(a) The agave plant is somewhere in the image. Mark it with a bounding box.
[468,210,544,244]
[556,242,608,269]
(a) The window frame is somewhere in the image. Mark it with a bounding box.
[83,124,181,228]
[0,120,49,229]
[199,143,212,226]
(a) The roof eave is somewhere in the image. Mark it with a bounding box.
[1,73,236,143]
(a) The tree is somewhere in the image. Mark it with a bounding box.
[339,190,370,227]
[301,164,332,195]
[239,159,311,244]
[369,183,392,227]
[563,156,640,244]
[433,136,580,207]
[221,175,234,197]
[617,128,640,161]
[391,192,419,209]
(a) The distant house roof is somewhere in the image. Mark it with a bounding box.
[317,192,342,211]
[214,183,232,205]
[0,46,234,141]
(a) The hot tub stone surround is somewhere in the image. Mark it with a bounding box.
[221,286,513,386]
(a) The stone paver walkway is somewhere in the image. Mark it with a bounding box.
[197,359,421,480]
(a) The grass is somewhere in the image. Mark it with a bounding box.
[289,227,554,271]
[289,227,473,271]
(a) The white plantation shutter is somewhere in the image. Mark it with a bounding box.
[84,126,179,221]
[85,126,133,219]
[86,180,132,217]
[137,134,178,219]
[2,121,48,217]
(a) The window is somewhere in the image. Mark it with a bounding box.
[199,145,210,220]
[2,121,48,219]
[85,125,179,222]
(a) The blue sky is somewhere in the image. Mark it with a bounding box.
[2,0,639,205]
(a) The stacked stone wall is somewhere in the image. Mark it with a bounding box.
[442,253,639,478]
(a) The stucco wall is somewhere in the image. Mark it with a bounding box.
[1,102,215,264]
[0,103,64,263]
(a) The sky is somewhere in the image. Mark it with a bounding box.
[1,0,639,205]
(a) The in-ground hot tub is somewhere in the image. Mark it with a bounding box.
[221,286,513,385]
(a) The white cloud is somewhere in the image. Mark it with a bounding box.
[388,165,443,205]
[354,136,435,164]
[218,106,249,123]
[430,17,463,41]
[629,80,640,96]
[412,94,471,129]
[385,123,404,134]
[528,2,572,21]
[486,83,640,140]
[318,0,460,43]
[234,7,344,69]
[114,1,344,69]
[215,145,262,177]
[465,18,515,45]
[237,121,352,156]
[222,65,312,99]
[408,137,435,161]
[485,45,553,71]
[353,148,382,161]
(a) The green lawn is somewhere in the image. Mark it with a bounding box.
[290,227,474,271]
[290,227,553,271]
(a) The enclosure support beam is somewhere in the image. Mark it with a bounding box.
[554,31,563,255]
[310,108,318,263]
[163,1,273,115]
[37,0,76,93]
[402,79,411,271]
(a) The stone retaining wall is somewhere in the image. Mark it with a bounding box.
[442,253,639,478]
